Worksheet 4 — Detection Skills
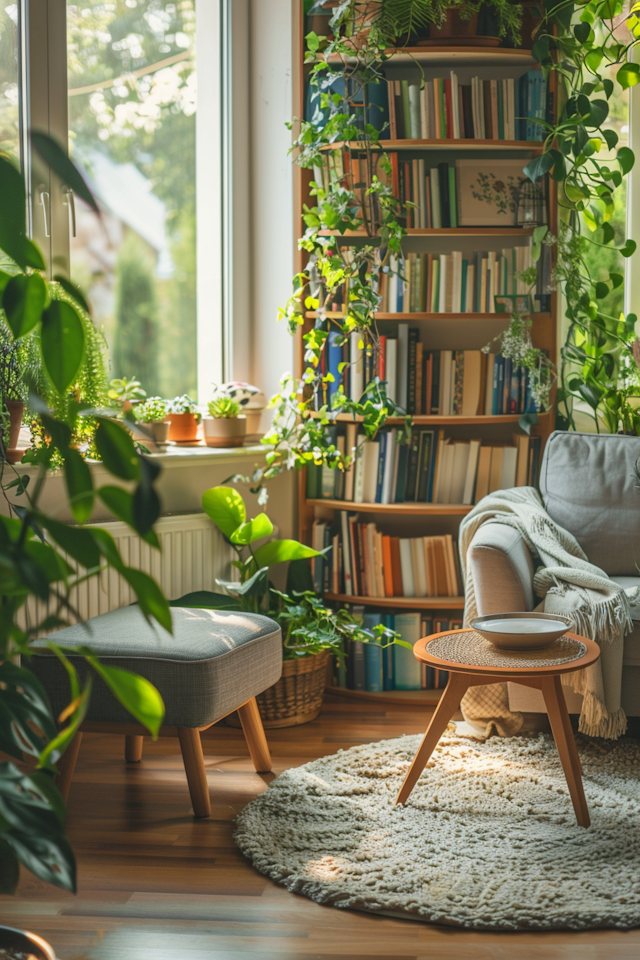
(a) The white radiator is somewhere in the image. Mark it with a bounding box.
[23,512,234,631]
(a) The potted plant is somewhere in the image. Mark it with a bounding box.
[215,382,266,441]
[107,375,146,414]
[132,396,170,446]
[0,925,57,959]
[166,394,200,443]
[172,485,404,726]
[203,396,246,447]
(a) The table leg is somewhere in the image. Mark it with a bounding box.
[395,672,470,806]
[540,674,590,828]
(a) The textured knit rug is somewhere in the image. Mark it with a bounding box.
[235,732,640,931]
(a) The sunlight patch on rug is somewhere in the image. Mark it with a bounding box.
[235,733,640,931]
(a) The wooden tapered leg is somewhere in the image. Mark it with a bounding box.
[540,674,590,828]
[125,735,144,763]
[177,727,211,818]
[237,697,272,773]
[395,672,470,806]
[55,731,83,802]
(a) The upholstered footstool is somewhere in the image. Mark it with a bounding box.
[31,606,283,818]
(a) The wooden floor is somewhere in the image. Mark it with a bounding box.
[2,696,639,959]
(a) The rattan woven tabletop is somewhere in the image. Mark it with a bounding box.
[421,629,594,675]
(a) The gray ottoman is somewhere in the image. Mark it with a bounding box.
[32,606,282,818]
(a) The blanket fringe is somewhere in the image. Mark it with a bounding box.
[577,698,628,739]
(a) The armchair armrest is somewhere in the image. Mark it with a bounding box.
[467,521,535,615]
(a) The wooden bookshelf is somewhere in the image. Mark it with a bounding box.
[293,4,558,703]
[325,593,465,610]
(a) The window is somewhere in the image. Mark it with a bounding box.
[16,0,226,399]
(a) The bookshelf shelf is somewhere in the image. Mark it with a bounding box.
[308,412,552,425]
[325,593,465,610]
[307,499,473,516]
[320,227,536,237]
[330,46,537,67]
[320,139,544,153]
[305,311,551,321]
[326,686,444,705]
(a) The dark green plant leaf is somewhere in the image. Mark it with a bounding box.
[53,274,90,314]
[169,590,240,610]
[94,417,141,481]
[64,448,94,524]
[602,221,615,244]
[603,128,619,150]
[0,154,31,268]
[98,485,159,547]
[3,273,47,338]
[0,663,57,761]
[201,485,246,538]
[588,99,609,127]
[31,131,100,215]
[523,152,553,182]
[621,239,637,258]
[121,568,172,632]
[578,383,604,409]
[617,146,635,174]
[0,839,20,894]
[41,300,85,394]
[573,21,590,41]
[131,454,161,537]
[594,281,609,299]
[39,515,101,570]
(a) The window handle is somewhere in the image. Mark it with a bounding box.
[62,186,76,238]
[38,186,51,238]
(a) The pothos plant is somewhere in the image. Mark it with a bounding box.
[522,0,640,433]
[263,0,546,482]
[0,140,170,895]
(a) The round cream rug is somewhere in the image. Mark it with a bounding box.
[235,732,640,930]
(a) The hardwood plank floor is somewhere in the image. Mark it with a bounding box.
[2,696,639,959]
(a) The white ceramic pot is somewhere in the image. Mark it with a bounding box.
[203,415,246,448]
[0,925,57,959]
[244,408,265,441]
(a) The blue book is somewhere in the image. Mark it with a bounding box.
[503,358,512,415]
[382,614,395,691]
[363,613,383,692]
[374,431,387,503]
[491,356,504,415]
[327,331,342,407]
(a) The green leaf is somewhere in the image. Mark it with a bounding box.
[573,21,590,41]
[578,383,604,409]
[169,590,240,610]
[594,281,609,300]
[98,485,159,548]
[132,455,161,537]
[0,663,57,762]
[617,62,640,90]
[94,417,140,481]
[518,412,538,436]
[588,99,609,127]
[2,273,47,338]
[201,486,246,538]
[216,565,268,596]
[83,657,165,738]
[31,131,100,215]
[121,568,172,632]
[0,154,30,268]
[0,839,19,894]
[621,239,637,258]
[617,146,635,175]
[64,448,94,524]
[603,128,619,150]
[602,221,615,244]
[25,540,73,583]
[41,300,85,394]
[610,272,624,289]
[229,513,274,545]
[53,274,90,314]
[39,516,101,570]
[523,152,553,183]
[253,539,321,568]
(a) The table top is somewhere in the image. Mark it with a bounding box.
[414,628,600,677]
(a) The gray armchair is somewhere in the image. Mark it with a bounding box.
[467,431,640,716]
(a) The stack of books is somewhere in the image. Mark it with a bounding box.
[387,70,547,142]
[307,430,542,506]
[335,611,462,692]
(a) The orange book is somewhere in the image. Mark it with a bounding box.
[382,535,394,596]
[390,536,404,596]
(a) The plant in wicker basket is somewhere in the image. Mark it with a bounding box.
[171,484,405,725]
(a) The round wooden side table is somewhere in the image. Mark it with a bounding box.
[395,628,600,828]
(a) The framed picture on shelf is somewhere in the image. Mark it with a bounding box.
[494,294,532,315]
[455,159,528,227]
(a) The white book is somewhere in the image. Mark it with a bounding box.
[418,158,426,229]
[399,538,415,597]
[478,77,485,137]
[471,76,479,138]
[412,537,428,597]
[409,82,421,139]
[344,423,358,501]
[385,338,397,403]
[450,442,470,504]
[362,440,380,503]
[340,511,353,596]
[393,613,422,690]
[388,255,398,312]
[452,250,462,312]
[466,263,475,312]
[396,323,409,411]
[438,442,456,503]
[501,445,518,489]
[353,445,365,504]
[450,70,460,139]
[350,331,364,401]
[429,166,441,229]
[462,439,481,505]
[439,349,453,416]
[381,428,397,504]
[484,354,495,415]
[507,77,515,141]
[438,254,447,313]
[420,83,428,139]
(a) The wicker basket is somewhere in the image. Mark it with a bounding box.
[256,650,330,728]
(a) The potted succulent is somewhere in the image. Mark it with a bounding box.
[173,485,404,726]
[203,396,246,447]
[166,394,200,443]
[107,375,146,414]
[215,382,266,441]
[132,396,170,447]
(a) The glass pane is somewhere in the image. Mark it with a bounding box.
[67,0,197,398]
[0,0,20,162]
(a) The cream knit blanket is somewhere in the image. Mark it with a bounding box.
[459,486,637,740]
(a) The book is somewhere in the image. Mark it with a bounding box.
[393,613,422,690]
[363,613,383,692]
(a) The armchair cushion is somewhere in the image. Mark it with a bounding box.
[467,521,535,615]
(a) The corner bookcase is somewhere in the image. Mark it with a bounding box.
[292,5,558,704]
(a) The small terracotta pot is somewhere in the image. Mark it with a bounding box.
[423,10,479,41]
[5,400,24,449]
[0,924,57,959]
[167,412,199,443]
[202,416,246,448]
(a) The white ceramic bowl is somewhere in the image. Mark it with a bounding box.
[470,612,573,651]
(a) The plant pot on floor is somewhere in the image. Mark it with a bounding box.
[203,415,246,448]
[167,412,199,443]
[255,650,330,728]
[0,400,25,463]
[0,925,57,960]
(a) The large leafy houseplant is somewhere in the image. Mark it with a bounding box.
[0,141,170,896]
